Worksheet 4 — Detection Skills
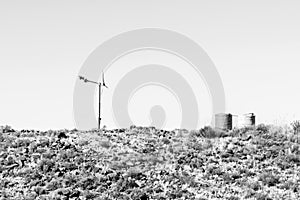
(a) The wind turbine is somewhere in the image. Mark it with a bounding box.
[78,72,108,129]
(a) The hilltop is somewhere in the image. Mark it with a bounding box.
[0,125,300,200]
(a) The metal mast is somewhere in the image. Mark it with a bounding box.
[79,73,108,129]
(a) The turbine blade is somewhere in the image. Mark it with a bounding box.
[102,72,108,88]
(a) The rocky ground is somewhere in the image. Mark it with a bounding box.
[0,125,300,200]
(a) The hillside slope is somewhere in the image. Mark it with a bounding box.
[0,126,300,200]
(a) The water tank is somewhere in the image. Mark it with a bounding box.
[232,115,239,129]
[239,113,255,127]
[215,113,233,130]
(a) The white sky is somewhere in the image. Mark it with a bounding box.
[0,0,299,130]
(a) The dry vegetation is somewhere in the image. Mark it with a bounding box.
[0,124,300,199]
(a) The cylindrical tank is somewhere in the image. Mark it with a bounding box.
[232,115,239,129]
[239,113,255,127]
[215,113,233,130]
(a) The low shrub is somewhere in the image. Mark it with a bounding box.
[99,140,111,149]
[197,126,226,138]
[255,192,272,200]
[0,125,15,133]
[258,172,280,187]
[291,120,300,134]
[279,179,299,191]
[256,124,270,134]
